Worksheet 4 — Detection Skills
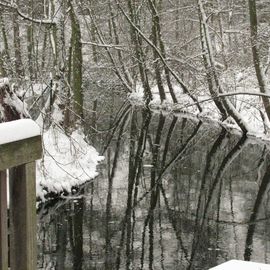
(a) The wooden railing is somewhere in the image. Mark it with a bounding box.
[0,119,42,270]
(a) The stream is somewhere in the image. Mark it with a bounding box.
[37,101,270,269]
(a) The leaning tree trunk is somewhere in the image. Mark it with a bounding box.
[248,0,270,122]
[198,0,249,133]
[0,79,27,122]
[108,1,134,89]
[148,0,178,103]
[116,0,201,111]
[126,0,152,103]
[199,18,228,120]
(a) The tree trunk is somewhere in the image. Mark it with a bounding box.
[127,0,152,103]
[13,4,24,77]
[149,0,178,103]
[69,0,84,121]
[198,0,249,132]
[248,0,270,122]
[0,13,10,76]
[149,0,166,102]
[27,24,34,80]
[109,1,133,88]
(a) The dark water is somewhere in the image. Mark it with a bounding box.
[37,104,270,269]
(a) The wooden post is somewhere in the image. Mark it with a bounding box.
[9,162,37,270]
[0,119,42,270]
[0,170,8,270]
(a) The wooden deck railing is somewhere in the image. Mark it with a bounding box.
[0,119,42,270]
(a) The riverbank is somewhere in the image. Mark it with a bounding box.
[128,77,269,137]
[36,125,104,202]
[15,81,105,203]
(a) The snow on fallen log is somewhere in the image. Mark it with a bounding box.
[0,78,9,88]
[0,119,40,144]
[0,78,28,122]
[0,79,104,203]
[210,260,270,270]
[36,126,104,201]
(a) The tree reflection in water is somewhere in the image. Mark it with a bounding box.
[38,107,270,270]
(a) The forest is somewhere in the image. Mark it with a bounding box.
[0,0,270,133]
[1,0,270,269]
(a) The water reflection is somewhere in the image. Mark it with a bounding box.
[38,107,270,269]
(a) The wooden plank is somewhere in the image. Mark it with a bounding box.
[0,170,8,270]
[0,119,40,145]
[9,163,37,270]
[0,135,42,171]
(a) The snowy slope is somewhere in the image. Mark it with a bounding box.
[36,125,104,201]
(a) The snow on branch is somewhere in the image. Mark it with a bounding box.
[0,78,9,88]
[0,1,56,25]
[175,91,270,111]
[81,41,125,50]
[115,0,202,111]
[0,78,28,121]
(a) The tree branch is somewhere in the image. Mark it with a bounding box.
[175,91,270,110]
[81,41,125,50]
[114,0,202,111]
[0,1,56,25]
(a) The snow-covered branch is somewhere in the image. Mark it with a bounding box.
[81,41,125,51]
[176,91,270,110]
[0,1,56,25]
[115,0,202,111]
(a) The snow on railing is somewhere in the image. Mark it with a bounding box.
[0,119,40,145]
[0,119,42,270]
[210,260,270,270]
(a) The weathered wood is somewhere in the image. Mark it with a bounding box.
[0,135,42,171]
[0,119,41,269]
[0,170,8,270]
[9,162,37,270]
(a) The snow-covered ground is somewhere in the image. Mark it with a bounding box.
[0,79,104,203]
[1,72,269,203]
[129,69,269,136]
[1,120,104,204]
[36,126,104,202]
[22,82,105,202]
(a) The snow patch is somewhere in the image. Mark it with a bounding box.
[4,94,28,117]
[0,78,9,88]
[129,80,267,135]
[36,126,104,201]
[0,119,40,144]
[210,260,270,270]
